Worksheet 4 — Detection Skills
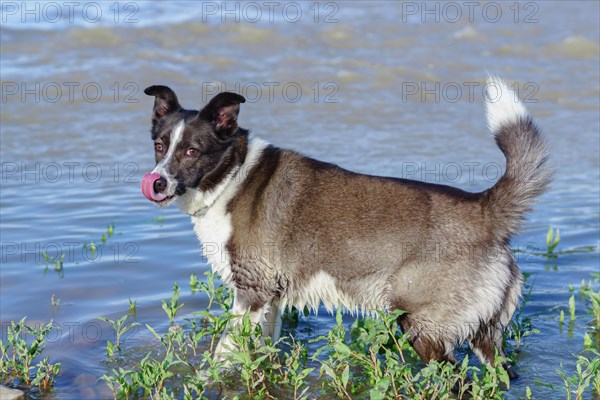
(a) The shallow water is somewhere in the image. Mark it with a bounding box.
[1,1,599,398]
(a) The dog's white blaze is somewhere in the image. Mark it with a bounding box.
[152,120,184,178]
[191,138,269,285]
[484,76,529,133]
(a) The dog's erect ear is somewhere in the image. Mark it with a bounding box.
[144,85,182,122]
[199,92,246,138]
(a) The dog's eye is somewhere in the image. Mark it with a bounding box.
[185,148,200,157]
[155,143,163,152]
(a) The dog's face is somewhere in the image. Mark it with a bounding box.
[141,86,248,213]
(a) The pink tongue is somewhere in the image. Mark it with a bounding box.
[141,173,167,202]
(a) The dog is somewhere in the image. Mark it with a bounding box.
[141,77,550,380]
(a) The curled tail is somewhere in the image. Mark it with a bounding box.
[481,76,552,242]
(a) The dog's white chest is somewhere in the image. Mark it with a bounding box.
[187,138,268,286]
[191,205,234,284]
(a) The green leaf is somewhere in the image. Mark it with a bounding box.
[546,226,553,247]
[498,365,510,389]
[106,340,115,357]
[146,324,163,342]
[321,364,336,379]
[461,354,470,369]
[336,308,343,326]
[583,333,592,348]
[299,367,314,379]
[341,365,350,388]
[333,341,352,356]
[569,295,576,320]
[369,377,391,400]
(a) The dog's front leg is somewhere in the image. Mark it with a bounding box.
[213,294,272,362]
[263,298,282,343]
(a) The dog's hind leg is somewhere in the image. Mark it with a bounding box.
[399,315,457,365]
[411,335,457,365]
[469,324,518,380]
[470,275,520,381]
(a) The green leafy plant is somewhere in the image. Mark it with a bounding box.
[41,251,65,278]
[546,226,560,254]
[579,273,600,333]
[83,241,97,257]
[162,282,184,324]
[190,272,232,312]
[107,223,114,237]
[569,295,576,320]
[97,314,139,357]
[101,223,115,244]
[558,348,600,400]
[129,298,137,314]
[0,318,61,390]
[97,269,594,399]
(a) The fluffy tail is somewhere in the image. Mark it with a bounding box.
[481,76,552,242]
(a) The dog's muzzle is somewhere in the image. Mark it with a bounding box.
[142,172,168,202]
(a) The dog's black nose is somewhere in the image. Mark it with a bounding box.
[153,177,167,193]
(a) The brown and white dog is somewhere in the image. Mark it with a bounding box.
[141,77,550,379]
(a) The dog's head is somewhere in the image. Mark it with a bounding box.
[141,85,248,214]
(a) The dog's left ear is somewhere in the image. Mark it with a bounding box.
[200,92,246,138]
[144,85,182,123]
